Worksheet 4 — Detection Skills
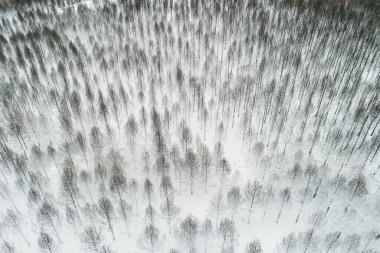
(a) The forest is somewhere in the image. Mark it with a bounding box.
[0,0,379,252]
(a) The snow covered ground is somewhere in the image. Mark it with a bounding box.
[0,0,379,252]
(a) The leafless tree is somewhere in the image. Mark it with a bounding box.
[295,164,317,223]
[95,162,108,187]
[345,173,367,213]
[140,224,160,253]
[361,229,379,252]
[119,200,132,237]
[301,229,319,253]
[227,186,242,220]
[80,170,95,204]
[31,144,48,178]
[185,149,197,195]
[109,164,127,205]
[37,201,61,243]
[145,204,157,225]
[211,191,224,226]
[343,233,360,253]
[180,215,199,248]
[144,179,154,205]
[200,144,211,193]
[218,218,235,253]
[108,87,121,132]
[98,197,115,240]
[126,115,138,164]
[129,178,139,214]
[61,164,79,211]
[98,90,111,133]
[76,132,89,169]
[218,158,230,191]
[281,232,297,253]
[81,226,103,253]
[202,218,213,253]
[69,90,85,132]
[245,180,263,224]
[245,239,262,253]
[169,145,181,193]
[38,231,56,253]
[276,188,291,223]
[324,231,341,253]
[3,209,30,246]
[179,122,192,153]
[1,241,15,253]
[66,205,80,236]
[90,127,103,159]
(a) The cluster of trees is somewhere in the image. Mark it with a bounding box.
[0,0,379,252]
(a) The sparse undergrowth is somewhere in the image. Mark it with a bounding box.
[0,0,379,252]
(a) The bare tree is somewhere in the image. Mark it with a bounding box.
[126,115,138,168]
[81,226,103,253]
[90,127,103,159]
[185,149,197,195]
[180,215,199,248]
[31,144,48,178]
[76,132,89,169]
[211,191,224,226]
[345,174,367,213]
[160,197,179,234]
[61,165,79,211]
[69,90,85,131]
[159,176,179,233]
[245,180,263,224]
[324,231,341,253]
[218,158,230,191]
[179,122,192,153]
[98,90,111,133]
[66,205,80,236]
[82,203,98,231]
[202,218,213,253]
[0,182,20,214]
[95,162,108,187]
[281,232,297,253]
[59,99,74,140]
[288,162,301,191]
[276,188,291,223]
[3,209,30,246]
[38,231,56,253]
[140,224,160,253]
[108,87,121,132]
[169,145,181,193]
[1,241,15,253]
[37,201,61,243]
[218,218,235,253]
[80,170,95,204]
[140,106,148,140]
[144,179,154,205]
[361,229,379,252]
[245,239,262,253]
[343,233,360,253]
[129,178,139,214]
[119,200,132,237]
[142,150,151,175]
[109,164,127,205]
[295,165,317,223]
[302,229,318,253]
[98,197,115,240]
[200,144,211,193]
[126,115,139,144]
[227,186,242,220]
[145,204,157,225]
